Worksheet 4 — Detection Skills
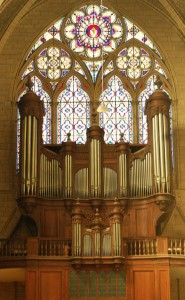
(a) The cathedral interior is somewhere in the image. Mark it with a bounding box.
[0,0,185,299]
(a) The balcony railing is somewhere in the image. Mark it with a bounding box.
[0,237,185,258]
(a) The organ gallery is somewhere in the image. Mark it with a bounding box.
[0,1,184,300]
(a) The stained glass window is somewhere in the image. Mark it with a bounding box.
[64,5,123,58]
[57,76,90,144]
[37,47,71,80]
[116,46,151,79]
[17,2,171,159]
[31,76,51,144]
[100,76,133,143]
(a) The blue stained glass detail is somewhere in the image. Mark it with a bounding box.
[100,76,133,143]
[57,76,90,144]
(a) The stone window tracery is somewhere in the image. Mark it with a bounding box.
[17,3,171,159]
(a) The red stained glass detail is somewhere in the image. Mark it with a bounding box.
[86,25,101,38]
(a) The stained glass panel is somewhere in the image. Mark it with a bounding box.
[64,5,123,58]
[22,61,34,79]
[104,60,114,77]
[117,46,151,79]
[36,47,71,80]
[74,61,87,79]
[57,76,90,144]
[100,76,133,143]
[154,60,167,77]
[31,76,51,144]
[83,60,103,82]
[138,89,149,143]
[124,18,162,58]
[27,18,64,59]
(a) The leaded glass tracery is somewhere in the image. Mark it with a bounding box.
[37,47,72,80]
[116,47,151,79]
[57,76,90,144]
[17,3,171,153]
[100,76,133,143]
[64,5,123,58]
[31,76,52,144]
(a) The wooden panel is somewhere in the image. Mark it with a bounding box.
[136,208,148,237]
[158,270,170,300]
[133,270,155,300]
[26,271,37,300]
[40,271,62,300]
[43,210,58,237]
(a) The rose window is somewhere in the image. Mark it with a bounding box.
[36,47,72,80]
[116,46,151,79]
[64,5,123,58]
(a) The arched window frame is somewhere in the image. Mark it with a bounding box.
[16,5,173,147]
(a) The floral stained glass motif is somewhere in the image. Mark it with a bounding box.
[64,5,123,58]
[103,61,114,77]
[124,18,162,58]
[154,61,167,77]
[37,47,72,80]
[100,76,133,143]
[83,60,103,82]
[74,61,87,79]
[57,76,90,144]
[22,61,34,79]
[27,18,64,59]
[116,47,151,79]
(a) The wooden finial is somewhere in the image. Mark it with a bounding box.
[67,132,71,141]
[26,75,34,92]
[154,76,163,90]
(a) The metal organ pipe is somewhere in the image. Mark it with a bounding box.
[90,138,101,197]
[152,113,171,193]
[21,115,38,196]
[159,113,166,192]
[119,153,127,197]
[130,153,152,197]
[144,82,172,194]
[163,114,171,192]
[64,154,72,198]
[39,153,62,198]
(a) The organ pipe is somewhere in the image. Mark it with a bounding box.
[130,153,152,197]
[110,199,122,257]
[39,153,62,198]
[90,138,101,197]
[18,77,45,199]
[145,78,172,194]
[72,200,82,257]
[64,154,72,198]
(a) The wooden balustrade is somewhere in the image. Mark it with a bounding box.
[0,238,27,257]
[126,238,157,255]
[1,237,185,259]
[39,239,71,256]
[168,238,185,255]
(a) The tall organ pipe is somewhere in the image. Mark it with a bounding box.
[144,78,172,194]
[18,78,45,198]
[90,138,101,197]
[72,200,82,257]
[117,139,129,198]
[110,199,122,256]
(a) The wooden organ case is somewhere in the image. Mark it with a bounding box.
[17,77,174,300]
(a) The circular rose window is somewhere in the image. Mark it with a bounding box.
[64,5,123,58]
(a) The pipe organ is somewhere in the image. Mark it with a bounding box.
[145,80,172,194]
[18,78,44,197]
[17,77,174,266]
